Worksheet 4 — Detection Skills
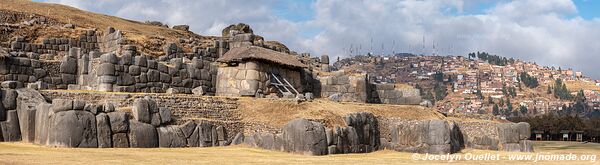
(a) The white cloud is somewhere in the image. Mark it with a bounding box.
[42,0,600,78]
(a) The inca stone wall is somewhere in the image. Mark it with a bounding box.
[216,61,302,97]
[316,71,369,103]
[243,112,381,156]
[10,30,99,55]
[90,50,215,93]
[369,84,422,105]
[384,120,463,154]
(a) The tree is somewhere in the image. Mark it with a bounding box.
[507,98,513,112]
[553,79,573,100]
[519,105,528,116]
[509,86,517,97]
[520,72,539,88]
[500,98,505,107]
[433,72,444,82]
[476,89,483,100]
[433,83,447,101]
[493,104,500,116]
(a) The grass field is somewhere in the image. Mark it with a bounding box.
[0,141,598,165]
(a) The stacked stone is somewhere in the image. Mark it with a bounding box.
[0,52,46,86]
[369,84,422,105]
[387,120,463,154]
[216,61,302,97]
[162,42,183,60]
[100,27,127,53]
[77,30,99,53]
[0,85,21,142]
[9,30,100,55]
[497,122,534,152]
[229,33,254,48]
[57,48,79,89]
[30,96,235,148]
[317,71,368,103]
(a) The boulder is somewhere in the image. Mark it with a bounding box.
[515,122,531,140]
[497,123,520,144]
[34,103,52,145]
[59,57,77,74]
[157,125,187,147]
[2,89,18,110]
[389,120,460,154]
[15,88,46,143]
[84,104,102,115]
[173,25,190,31]
[48,111,97,147]
[519,140,534,152]
[179,121,196,138]
[282,118,328,155]
[112,133,129,148]
[128,120,158,148]
[96,113,112,148]
[231,132,244,145]
[187,126,200,147]
[51,99,73,112]
[150,113,161,127]
[100,53,118,64]
[197,121,214,147]
[0,102,4,121]
[132,98,151,123]
[158,107,171,124]
[192,86,206,96]
[107,112,129,133]
[0,110,21,141]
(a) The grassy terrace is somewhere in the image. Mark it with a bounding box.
[0,141,598,164]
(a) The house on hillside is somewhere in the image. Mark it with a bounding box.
[215,46,307,97]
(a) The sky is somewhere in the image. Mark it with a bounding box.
[36,0,600,79]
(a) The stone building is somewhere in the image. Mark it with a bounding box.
[215,46,307,97]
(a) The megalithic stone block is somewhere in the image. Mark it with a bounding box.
[0,110,21,141]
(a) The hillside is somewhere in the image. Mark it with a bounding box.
[0,0,289,56]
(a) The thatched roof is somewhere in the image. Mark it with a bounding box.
[217,46,307,68]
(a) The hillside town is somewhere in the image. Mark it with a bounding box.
[334,52,600,118]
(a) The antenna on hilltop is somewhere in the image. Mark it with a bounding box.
[370,37,373,55]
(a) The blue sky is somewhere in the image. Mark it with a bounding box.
[38,0,600,78]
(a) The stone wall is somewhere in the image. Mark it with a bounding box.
[369,84,422,105]
[243,112,381,156]
[456,121,533,152]
[316,71,368,103]
[383,120,463,154]
[90,51,215,93]
[0,89,237,148]
[0,53,42,85]
[10,30,99,55]
[216,60,302,97]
